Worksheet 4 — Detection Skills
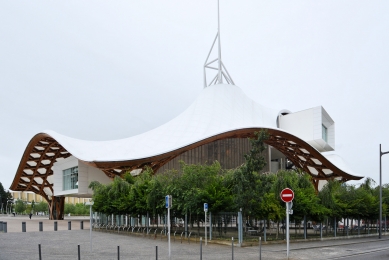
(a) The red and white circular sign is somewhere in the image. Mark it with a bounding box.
[280,188,294,203]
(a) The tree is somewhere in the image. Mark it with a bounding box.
[34,201,49,213]
[0,182,10,213]
[89,180,114,215]
[232,130,268,217]
[15,199,26,214]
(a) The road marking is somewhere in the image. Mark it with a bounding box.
[329,247,389,259]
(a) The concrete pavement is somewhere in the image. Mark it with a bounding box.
[1,215,389,260]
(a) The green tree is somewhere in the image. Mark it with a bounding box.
[64,203,76,214]
[15,199,26,214]
[0,182,11,213]
[89,180,113,215]
[34,201,49,213]
[232,130,268,217]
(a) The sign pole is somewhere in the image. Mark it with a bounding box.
[204,203,208,246]
[90,204,92,253]
[168,206,171,259]
[85,201,94,253]
[280,188,294,259]
[205,211,207,246]
[286,202,289,258]
[166,195,172,260]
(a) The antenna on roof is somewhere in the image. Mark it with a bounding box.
[203,0,235,88]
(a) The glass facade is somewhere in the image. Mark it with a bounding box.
[63,166,78,191]
[322,124,328,142]
[158,138,270,173]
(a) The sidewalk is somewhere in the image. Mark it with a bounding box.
[1,215,388,260]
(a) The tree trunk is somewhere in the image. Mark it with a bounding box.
[276,222,279,239]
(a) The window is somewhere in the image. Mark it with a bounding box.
[322,124,328,142]
[63,166,78,190]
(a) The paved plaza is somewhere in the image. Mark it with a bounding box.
[1,215,389,260]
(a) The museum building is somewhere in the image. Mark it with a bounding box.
[9,11,362,220]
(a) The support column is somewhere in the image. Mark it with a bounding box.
[48,196,65,220]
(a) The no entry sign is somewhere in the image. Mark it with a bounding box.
[280,188,294,203]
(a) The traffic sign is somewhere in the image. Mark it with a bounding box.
[204,203,208,212]
[165,195,172,208]
[280,188,294,203]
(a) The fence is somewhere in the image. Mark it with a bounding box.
[91,212,389,243]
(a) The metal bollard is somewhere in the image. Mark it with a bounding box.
[68,221,71,230]
[39,221,43,232]
[259,237,262,260]
[3,222,7,233]
[54,221,57,231]
[156,245,158,260]
[117,245,120,260]
[174,231,176,242]
[22,221,26,232]
[38,244,42,260]
[0,221,3,232]
[181,232,183,244]
[200,237,202,260]
[80,221,84,230]
[232,237,234,260]
[78,245,80,260]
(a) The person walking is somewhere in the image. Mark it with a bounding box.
[29,213,32,219]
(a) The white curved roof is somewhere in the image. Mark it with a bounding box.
[11,82,362,198]
[323,153,359,178]
[44,84,281,162]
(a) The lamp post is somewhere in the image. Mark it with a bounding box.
[85,201,94,252]
[379,144,389,239]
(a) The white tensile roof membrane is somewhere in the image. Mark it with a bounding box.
[39,83,359,180]
[44,84,281,162]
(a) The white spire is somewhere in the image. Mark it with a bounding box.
[203,0,235,88]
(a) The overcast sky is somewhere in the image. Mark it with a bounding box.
[1,1,388,190]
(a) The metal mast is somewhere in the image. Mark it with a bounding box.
[204,0,235,88]
[217,0,222,84]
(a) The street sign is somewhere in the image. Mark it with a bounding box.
[204,203,208,245]
[165,195,172,209]
[165,195,172,259]
[280,188,294,203]
[280,188,294,258]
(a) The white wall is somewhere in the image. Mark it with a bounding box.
[279,108,314,141]
[279,106,335,152]
[52,156,111,197]
[78,160,111,195]
[52,156,78,196]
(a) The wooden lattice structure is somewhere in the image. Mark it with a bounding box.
[10,128,362,220]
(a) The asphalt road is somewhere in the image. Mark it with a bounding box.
[317,240,389,260]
